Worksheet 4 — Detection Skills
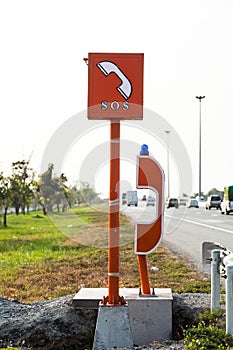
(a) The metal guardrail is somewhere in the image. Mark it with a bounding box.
[202,241,233,335]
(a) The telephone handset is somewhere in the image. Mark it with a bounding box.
[135,153,165,294]
[97,61,132,100]
[136,155,165,254]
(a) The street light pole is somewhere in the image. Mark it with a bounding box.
[165,130,171,198]
[195,96,205,198]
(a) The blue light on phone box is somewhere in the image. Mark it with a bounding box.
[140,144,149,156]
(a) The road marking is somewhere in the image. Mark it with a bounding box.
[165,214,233,234]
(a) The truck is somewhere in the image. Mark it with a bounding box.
[126,191,138,207]
[221,186,233,215]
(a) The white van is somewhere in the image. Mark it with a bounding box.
[221,186,233,215]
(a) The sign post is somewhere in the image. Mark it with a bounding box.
[88,52,144,305]
[83,53,172,350]
[108,120,121,304]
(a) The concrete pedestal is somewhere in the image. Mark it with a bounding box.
[73,288,173,346]
[93,304,134,350]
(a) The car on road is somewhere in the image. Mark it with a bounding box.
[186,199,199,208]
[221,186,233,215]
[179,198,187,206]
[205,195,221,210]
[166,198,179,209]
[146,196,155,206]
[221,200,233,215]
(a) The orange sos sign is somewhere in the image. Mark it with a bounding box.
[87,53,144,120]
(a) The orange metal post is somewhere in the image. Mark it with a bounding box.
[137,255,151,295]
[107,120,121,305]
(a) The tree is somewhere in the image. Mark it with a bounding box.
[67,185,82,206]
[193,192,205,199]
[39,165,69,214]
[0,173,11,227]
[10,160,35,215]
[207,188,224,198]
[38,164,54,214]
[55,173,69,212]
[79,181,102,204]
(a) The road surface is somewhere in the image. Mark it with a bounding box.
[122,201,233,271]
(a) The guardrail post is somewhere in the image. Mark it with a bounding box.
[211,249,221,311]
[226,264,233,335]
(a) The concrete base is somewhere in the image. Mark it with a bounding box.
[73,288,173,346]
[93,304,134,350]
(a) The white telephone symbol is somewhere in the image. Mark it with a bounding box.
[97,61,132,100]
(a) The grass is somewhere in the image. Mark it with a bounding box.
[0,206,210,302]
[183,310,233,349]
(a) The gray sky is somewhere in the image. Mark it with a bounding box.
[0,0,232,196]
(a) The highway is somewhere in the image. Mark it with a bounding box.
[122,201,233,271]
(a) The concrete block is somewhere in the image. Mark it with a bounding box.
[73,288,108,308]
[128,295,172,345]
[93,304,134,350]
[73,288,173,346]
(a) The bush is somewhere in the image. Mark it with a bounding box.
[183,310,233,349]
